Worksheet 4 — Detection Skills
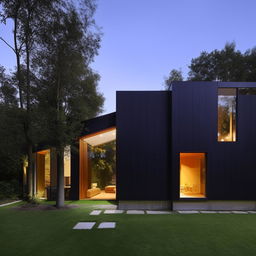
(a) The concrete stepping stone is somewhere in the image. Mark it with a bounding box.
[73,222,96,230]
[200,211,217,213]
[98,222,116,229]
[232,211,248,214]
[90,210,102,215]
[218,211,232,214]
[127,210,145,214]
[178,210,199,214]
[146,210,172,214]
[248,211,256,214]
[104,210,124,214]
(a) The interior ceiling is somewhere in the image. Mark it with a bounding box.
[84,129,116,146]
[180,153,205,159]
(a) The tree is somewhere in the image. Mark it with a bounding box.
[0,66,25,199]
[0,0,61,199]
[165,69,183,90]
[33,1,103,207]
[188,42,247,81]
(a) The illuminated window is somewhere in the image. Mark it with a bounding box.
[218,88,236,142]
[180,153,206,198]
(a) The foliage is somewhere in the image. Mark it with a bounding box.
[0,0,104,202]
[188,42,254,81]
[165,42,256,85]
[165,69,183,90]
[89,141,116,189]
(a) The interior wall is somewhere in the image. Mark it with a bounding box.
[36,154,45,197]
[180,153,205,196]
[64,146,71,186]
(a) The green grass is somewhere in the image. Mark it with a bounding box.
[1,201,256,256]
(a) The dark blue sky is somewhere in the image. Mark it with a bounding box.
[1,0,256,114]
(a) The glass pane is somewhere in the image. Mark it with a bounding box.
[180,153,206,198]
[218,88,236,142]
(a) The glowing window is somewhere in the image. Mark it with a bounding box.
[180,153,206,198]
[218,88,237,142]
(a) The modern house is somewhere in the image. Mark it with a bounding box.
[28,81,256,210]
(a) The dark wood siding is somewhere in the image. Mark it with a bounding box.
[70,143,79,200]
[116,91,171,200]
[172,82,256,200]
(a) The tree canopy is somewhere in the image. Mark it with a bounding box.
[0,0,104,204]
[165,42,256,89]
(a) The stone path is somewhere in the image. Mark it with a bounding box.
[73,209,256,230]
[127,210,145,214]
[73,222,96,230]
[73,222,116,230]
[88,209,256,215]
[90,210,102,215]
[104,210,124,214]
[98,222,116,229]
[146,210,172,214]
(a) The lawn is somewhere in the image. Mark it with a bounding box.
[1,201,256,256]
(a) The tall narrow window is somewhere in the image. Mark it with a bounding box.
[218,88,237,142]
[180,153,206,198]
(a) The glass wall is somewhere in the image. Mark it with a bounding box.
[180,153,206,198]
[218,88,237,142]
[88,140,116,191]
[81,128,116,199]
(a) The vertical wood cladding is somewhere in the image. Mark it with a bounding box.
[116,91,171,200]
[172,82,256,200]
[70,143,79,200]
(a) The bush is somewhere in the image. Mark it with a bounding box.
[0,180,19,200]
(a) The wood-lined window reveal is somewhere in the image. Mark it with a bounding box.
[36,149,51,198]
[218,88,237,142]
[180,153,206,199]
[79,128,116,200]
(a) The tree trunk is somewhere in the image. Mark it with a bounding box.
[24,4,33,199]
[27,143,33,198]
[13,12,23,109]
[56,146,64,208]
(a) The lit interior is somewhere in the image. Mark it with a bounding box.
[218,88,236,142]
[36,149,51,198]
[64,146,71,187]
[180,153,206,198]
[36,146,71,198]
[84,129,116,146]
[81,128,116,200]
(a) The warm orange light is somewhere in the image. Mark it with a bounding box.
[180,153,206,198]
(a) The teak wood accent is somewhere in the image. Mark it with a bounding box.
[79,139,88,199]
[36,153,45,196]
[79,127,116,199]
[80,127,116,140]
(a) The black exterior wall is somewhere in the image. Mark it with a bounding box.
[71,82,256,203]
[81,112,116,136]
[116,91,172,201]
[70,143,79,200]
[172,81,256,201]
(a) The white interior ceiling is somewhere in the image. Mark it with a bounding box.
[84,129,116,146]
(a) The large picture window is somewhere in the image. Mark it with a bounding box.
[218,88,237,142]
[180,153,206,198]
